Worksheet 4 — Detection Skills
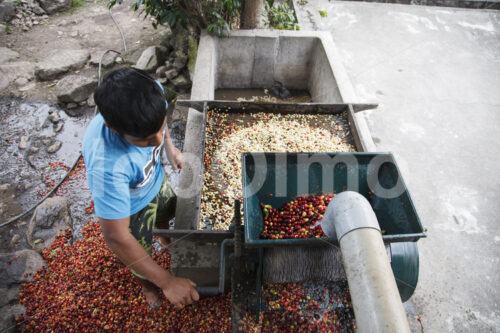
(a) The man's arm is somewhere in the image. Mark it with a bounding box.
[164,125,183,171]
[99,216,199,308]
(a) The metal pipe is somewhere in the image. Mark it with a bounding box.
[218,238,234,293]
[195,238,234,297]
[321,191,410,333]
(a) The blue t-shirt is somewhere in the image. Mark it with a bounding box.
[82,113,165,220]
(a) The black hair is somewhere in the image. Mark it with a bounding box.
[94,67,166,138]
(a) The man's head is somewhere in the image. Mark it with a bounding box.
[94,67,167,146]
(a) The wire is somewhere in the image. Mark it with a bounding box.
[109,9,127,52]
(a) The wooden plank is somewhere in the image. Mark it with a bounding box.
[176,100,378,114]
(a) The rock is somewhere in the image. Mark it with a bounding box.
[27,197,72,252]
[0,250,45,288]
[164,82,176,101]
[55,75,97,103]
[157,77,167,84]
[115,56,123,64]
[0,61,35,92]
[0,183,11,191]
[70,30,78,37]
[38,0,70,14]
[0,183,12,192]
[90,51,116,68]
[165,69,178,80]
[54,122,63,132]
[135,46,168,73]
[14,77,28,86]
[172,54,188,71]
[0,47,20,65]
[165,60,173,70]
[47,140,61,153]
[171,93,190,123]
[19,82,35,91]
[32,3,45,15]
[27,156,37,169]
[9,234,21,248]
[155,65,167,78]
[0,304,26,333]
[171,74,191,90]
[0,285,20,308]
[48,111,60,123]
[0,0,16,23]
[87,93,95,107]
[42,139,50,146]
[0,24,6,37]
[18,135,29,149]
[35,49,90,81]
[66,102,77,109]
[29,146,39,153]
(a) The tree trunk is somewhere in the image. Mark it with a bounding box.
[241,0,265,29]
[179,0,207,30]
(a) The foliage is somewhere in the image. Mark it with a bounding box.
[206,0,242,38]
[108,0,242,37]
[71,0,86,9]
[265,0,299,31]
[297,0,308,5]
[318,10,328,17]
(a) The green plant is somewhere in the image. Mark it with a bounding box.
[318,10,327,17]
[265,1,299,30]
[298,0,307,5]
[206,0,242,38]
[71,0,85,8]
[108,0,242,37]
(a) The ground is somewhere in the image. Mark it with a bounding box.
[0,0,166,100]
[294,0,500,331]
[0,0,171,240]
[1,0,499,331]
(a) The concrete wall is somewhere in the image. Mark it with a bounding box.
[309,37,343,102]
[214,30,343,96]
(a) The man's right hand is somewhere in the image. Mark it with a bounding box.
[162,276,199,309]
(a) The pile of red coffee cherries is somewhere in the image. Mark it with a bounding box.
[16,221,232,332]
[260,194,335,239]
[16,219,356,332]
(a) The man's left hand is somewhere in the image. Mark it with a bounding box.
[166,144,183,171]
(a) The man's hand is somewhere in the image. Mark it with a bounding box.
[100,217,199,308]
[164,124,183,171]
[166,144,183,171]
[161,276,199,309]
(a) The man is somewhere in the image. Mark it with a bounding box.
[82,67,199,309]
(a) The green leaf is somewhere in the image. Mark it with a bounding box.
[49,248,60,258]
[319,10,328,17]
[34,239,43,244]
